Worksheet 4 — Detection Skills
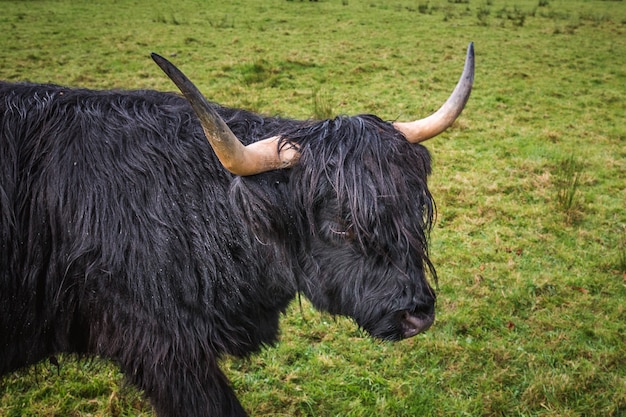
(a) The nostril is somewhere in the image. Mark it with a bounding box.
[399,307,435,338]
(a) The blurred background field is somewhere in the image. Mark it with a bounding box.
[1,0,625,416]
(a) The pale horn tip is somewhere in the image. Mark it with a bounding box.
[394,42,475,143]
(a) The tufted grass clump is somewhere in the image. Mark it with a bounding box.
[312,87,334,120]
[553,154,586,224]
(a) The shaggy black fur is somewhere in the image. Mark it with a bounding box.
[0,81,436,416]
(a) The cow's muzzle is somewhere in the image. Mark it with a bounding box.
[400,308,435,338]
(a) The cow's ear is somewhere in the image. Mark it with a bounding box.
[229,171,293,240]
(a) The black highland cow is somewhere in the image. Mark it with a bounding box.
[0,43,474,416]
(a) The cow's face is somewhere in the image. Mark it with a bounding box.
[287,115,436,340]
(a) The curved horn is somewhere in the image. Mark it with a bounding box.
[151,53,298,176]
[394,42,475,143]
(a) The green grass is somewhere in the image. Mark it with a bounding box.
[1,0,625,416]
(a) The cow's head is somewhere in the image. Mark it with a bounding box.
[152,43,474,340]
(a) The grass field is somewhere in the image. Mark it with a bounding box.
[1,0,625,416]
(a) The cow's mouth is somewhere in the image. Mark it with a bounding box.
[400,310,435,338]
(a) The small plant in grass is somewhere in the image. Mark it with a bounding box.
[443,9,456,21]
[553,154,585,224]
[618,225,626,274]
[496,5,530,26]
[153,13,183,25]
[312,88,334,120]
[477,4,491,25]
[240,59,275,85]
[208,14,234,29]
